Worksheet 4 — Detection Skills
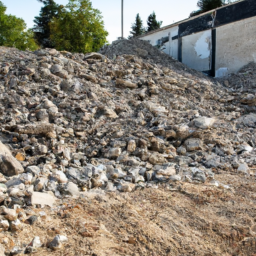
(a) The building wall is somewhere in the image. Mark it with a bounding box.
[182,30,212,72]
[139,0,256,77]
[140,26,179,59]
[215,16,256,77]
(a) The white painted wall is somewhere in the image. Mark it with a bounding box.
[140,26,179,59]
[182,30,212,72]
[215,16,256,77]
[140,15,256,77]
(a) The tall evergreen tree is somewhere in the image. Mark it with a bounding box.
[129,14,145,38]
[146,12,162,32]
[189,0,232,17]
[33,0,61,48]
[197,0,224,12]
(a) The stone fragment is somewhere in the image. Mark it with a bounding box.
[177,146,186,155]
[155,164,176,176]
[169,175,181,181]
[119,183,135,192]
[0,207,17,221]
[84,52,105,60]
[237,113,256,127]
[0,184,7,193]
[148,153,166,165]
[184,138,202,152]
[48,235,68,250]
[54,171,68,184]
[25,236,42,253]
[64,182,80,196]
[31,192,56,207]
[192,117,215,129]
[0,219,9,231]
[104,108,118,118]
[25,215,38,225]
[50,64,62,74]
[10,219,21,232]
[237,163,249,174]
[15,152,26,161]
[0,244,4,256]
[0,142,24,176]
[34,178,48,191]
[127,140,136,152]
[116,78,137,89]
[106,148,122,159]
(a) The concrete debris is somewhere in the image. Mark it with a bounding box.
[30,192,56,207]
[0,39,255,254]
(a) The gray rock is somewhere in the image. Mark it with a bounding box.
[192,117,215,129]
[237,113,256,127]
[5,178,22,188]
[237,163,249,174]
[50,64,62,74]
[64,182,79,196]
[48,235,68,250]
[184,138,202,152]
[26,166,40,176]
[169,175,181,181]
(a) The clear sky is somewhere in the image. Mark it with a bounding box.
[2,0,199,43]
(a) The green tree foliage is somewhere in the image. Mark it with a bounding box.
[49,0,108,53]
[146,12,162,32]
[198,0,224,12]
[129,14,145,38]
[189,0,234,17]
[33,0,61,48]
[0,1,38,50]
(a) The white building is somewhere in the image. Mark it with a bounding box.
[138,0,256,77]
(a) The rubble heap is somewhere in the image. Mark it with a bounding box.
[0,43,255,254]
[99,38,210,78]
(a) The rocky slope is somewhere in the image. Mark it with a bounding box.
[0,40,255,255]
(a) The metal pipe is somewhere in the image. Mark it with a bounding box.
[121,0,123,38]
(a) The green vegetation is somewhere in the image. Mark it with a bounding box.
[146,12,162,32]
[33,0,62,48]
[129,14,145,38]
[0,1,38,50]
[190,0,235,17]
[49,0,108,53]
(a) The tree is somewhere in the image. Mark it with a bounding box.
[0,1,38,50]
[129,14,145,38]
[189,0,233,17]
[33,0,62,48]
[146,12,162,32]
[49,0,108,53]
[197,0,224,12]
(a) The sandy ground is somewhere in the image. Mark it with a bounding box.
[1,171,256,256]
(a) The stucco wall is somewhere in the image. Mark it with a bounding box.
[139,0,256,77]
[182,30,212,72]
[140,26,179,59]
[215,16,256,77]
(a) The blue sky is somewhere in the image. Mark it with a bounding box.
[2,0,199,43]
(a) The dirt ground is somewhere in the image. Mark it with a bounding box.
[1,171,256,256]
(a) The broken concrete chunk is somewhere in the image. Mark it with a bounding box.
[0,141,24,176]
[192,117,216,129]
[31,192,56,207]
[116,78,137,89]
[184,138,202,152]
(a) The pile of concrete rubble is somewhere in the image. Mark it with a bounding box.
[0,39,255,253]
